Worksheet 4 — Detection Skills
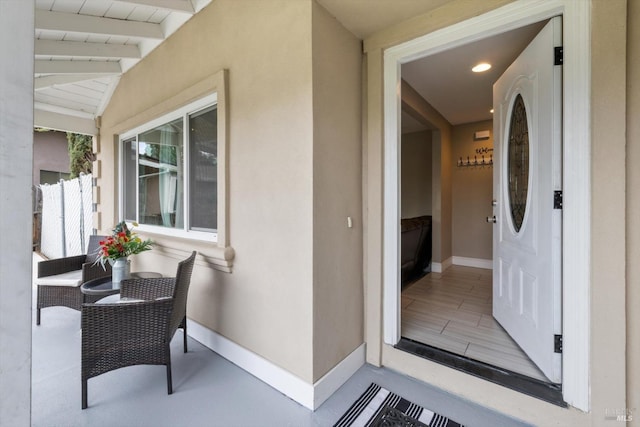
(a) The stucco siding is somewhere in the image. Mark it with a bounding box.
[311,1,363,382]
[98,0,316,382]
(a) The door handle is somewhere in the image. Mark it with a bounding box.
[487,216,497,223]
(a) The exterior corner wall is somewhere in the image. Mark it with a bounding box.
[363,47,384,366]
[311,0,364,382]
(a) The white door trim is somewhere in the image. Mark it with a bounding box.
[382,0,590,411]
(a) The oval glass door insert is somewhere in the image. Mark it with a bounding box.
[507,94,530,232]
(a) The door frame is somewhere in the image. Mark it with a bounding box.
[381,0,590,411]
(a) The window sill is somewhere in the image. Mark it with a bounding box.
[203,245,235,273]
[138,226,235,273]
[137,224,218,243]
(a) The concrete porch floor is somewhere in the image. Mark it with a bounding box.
[31,255,529,426]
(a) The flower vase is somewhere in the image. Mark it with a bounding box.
[111,257,131,289]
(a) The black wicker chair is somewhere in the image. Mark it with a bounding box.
[81,251,197,409]
[35,235,111,325]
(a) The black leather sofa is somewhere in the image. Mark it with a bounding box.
[400,215,432,286]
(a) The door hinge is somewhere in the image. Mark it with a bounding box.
[554,335,563,353]
[554,46,563,65]
[554,190,563,209]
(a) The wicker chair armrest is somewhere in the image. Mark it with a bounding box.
[38,255,86,278]
[82,261,112,282]
[82,299,173,336]
[120,277,176,301]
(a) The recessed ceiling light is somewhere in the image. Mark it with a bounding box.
[472,62,492,73]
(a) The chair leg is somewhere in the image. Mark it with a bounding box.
[166,363,173,395]
[166,345,173,395]
[82,379,88,409]
[183,318,188,353]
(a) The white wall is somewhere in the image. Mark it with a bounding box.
[0,1,34,426]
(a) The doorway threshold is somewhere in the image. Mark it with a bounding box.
[396,337,566,407]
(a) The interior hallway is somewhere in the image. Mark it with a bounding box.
[401,265,548,382]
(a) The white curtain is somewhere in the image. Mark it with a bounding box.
[158,124,183,228]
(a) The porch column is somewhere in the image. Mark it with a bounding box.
[0,1,34,426]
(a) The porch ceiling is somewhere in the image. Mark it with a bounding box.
[33,0,458,136]
[34,0,211,135]
[33,0,525,136]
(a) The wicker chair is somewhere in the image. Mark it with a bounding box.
[81,251,197,409]
[35,235,111,325]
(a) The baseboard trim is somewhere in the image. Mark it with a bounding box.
[187,319,365,410]
[431,256,453,273]
[452,256,493,270]
[313,343,366,408]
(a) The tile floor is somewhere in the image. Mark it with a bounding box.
[401,265,548,382]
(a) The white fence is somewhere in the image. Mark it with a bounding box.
[39,174,93,259]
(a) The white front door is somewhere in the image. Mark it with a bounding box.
[492,17,562,384]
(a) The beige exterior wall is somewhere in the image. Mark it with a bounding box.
[401,130,432,219]
[311,2,363,381]
[451,120,493,261]
[97,0,364,387]
[591,0,628,422]
[627,0,640,423]
[363,0,631,424]
[98,0,318,383]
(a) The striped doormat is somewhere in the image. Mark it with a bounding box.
[334,383,464,427]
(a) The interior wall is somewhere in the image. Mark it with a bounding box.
[97,0,317,383]
[311,1,363,381]
[401,80,452,264]
[626,0,640,421]
[451,120,493,261]
[401,130,432,219]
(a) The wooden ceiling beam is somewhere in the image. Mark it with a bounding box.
[114,0,195,14]
[34,74,117,90]
[35,60,122,74]
[35,10,164,40]
[36,40,141,59]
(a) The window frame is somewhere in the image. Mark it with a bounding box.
[111,70,230,265]
[119,94,218,242]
